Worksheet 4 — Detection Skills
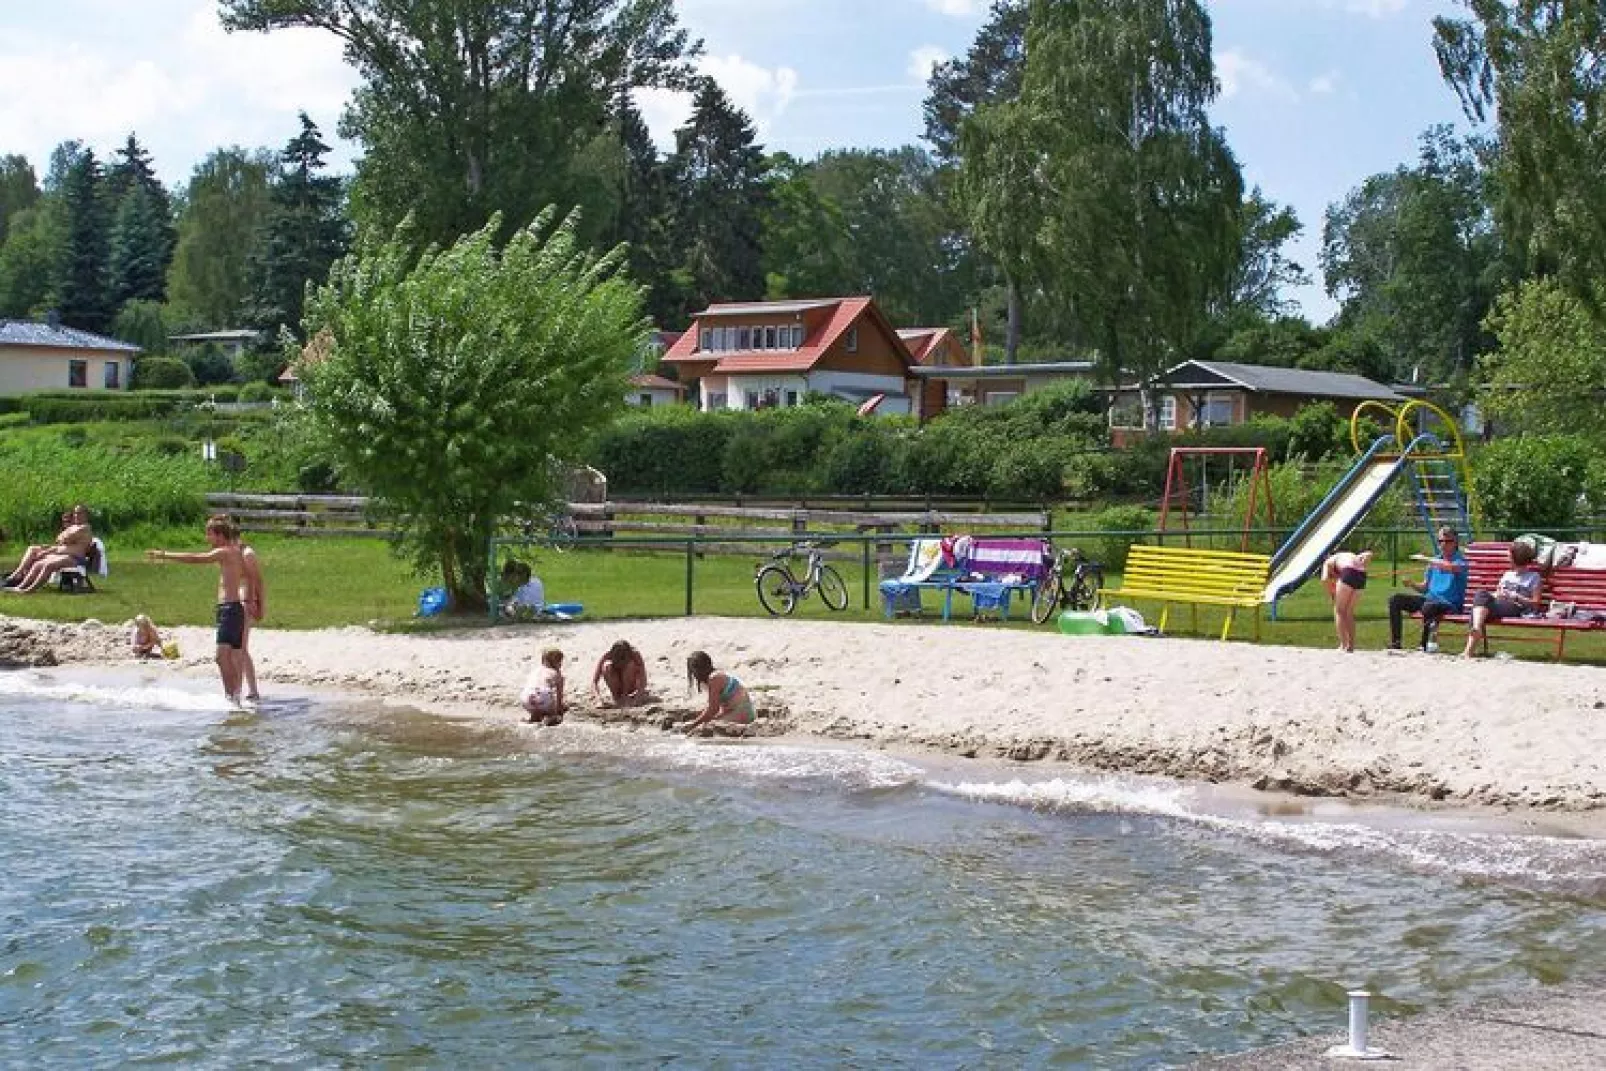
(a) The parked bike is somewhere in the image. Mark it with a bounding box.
[1030,546,1105,624]
[754,542,850,616]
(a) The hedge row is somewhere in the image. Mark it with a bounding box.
[585,390,1357,501]
[0,386,281,425]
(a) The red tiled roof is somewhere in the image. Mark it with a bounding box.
[629,373,684,392]
[712,353,820,373]
[661,296,920,378]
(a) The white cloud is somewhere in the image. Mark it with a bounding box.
[0,1,358,185]
[1215,49,1299,104]
[1308,71,1341,96]
[635,54,799,151]
[924,0,987,15]
[907,45,950,84]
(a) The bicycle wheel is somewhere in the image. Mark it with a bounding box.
[1030,567,1062,624]
[548,514,579,552]
[755,565,798,616]
[816,565,849,611]
[1068,568,1102,611]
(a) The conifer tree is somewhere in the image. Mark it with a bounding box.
[106,134,176,307]
[247,113,350,335]
[664,79,770,319]
[57,148,112,334]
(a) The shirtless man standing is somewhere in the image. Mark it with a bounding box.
[3,505,94,593]
[147,515,250,705]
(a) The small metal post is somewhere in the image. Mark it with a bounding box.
[861,538,871,610]
[1325,989,1390,1060]
[684,540,694,616]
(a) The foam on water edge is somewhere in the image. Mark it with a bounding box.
[0,668,233,713]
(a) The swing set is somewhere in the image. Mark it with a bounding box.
[1156,447,1275,552]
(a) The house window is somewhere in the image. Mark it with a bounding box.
[700,328,712,351]
[1107,400,1145,429]
[707,392,727,411]
[735,326,750,349]
[639,393,653,407]
[844,326,858,353]
[784,390,798,407]
[791,324,804,348]
[764,326,776,349]
[745,390,760,409]
[68,360,87,388]
[1201,393,1234,427]
[104,361,120,389]
[1159,396,1177,430]
[984,391,1018,408]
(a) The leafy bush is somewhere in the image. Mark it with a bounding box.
[0,412,28,430]
[1091,505,1154,572]
[988,438,1074,500]
[134,357,195,389]
[297,460,340,494]
[0,437,210,540]
[1284,403,1349,461]
[152,435,190,457]
[238,381,277,403]
[823,422,905,494]
[1473,434,1599,535]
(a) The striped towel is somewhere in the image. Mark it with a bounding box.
[964,539,1049,582]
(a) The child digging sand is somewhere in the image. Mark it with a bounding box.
[682,651,755,735]
[522,649,566,725]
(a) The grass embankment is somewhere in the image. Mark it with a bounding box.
[5,532,1604,665]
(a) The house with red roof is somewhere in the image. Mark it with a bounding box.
[897,326,972,419]
[659,297,918,415]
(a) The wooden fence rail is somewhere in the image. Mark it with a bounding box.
[204,493,1050,548]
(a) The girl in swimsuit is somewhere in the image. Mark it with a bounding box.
[683,650,755,733]
[1320,549,1373,653]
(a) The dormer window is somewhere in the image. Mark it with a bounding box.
[844,326,858,353]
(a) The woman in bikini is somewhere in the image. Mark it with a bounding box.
[683,650,754,734]
[1320,548,1373,653]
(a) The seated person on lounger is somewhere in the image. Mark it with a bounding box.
[2,505,93,594]
[1461,541,1542,658]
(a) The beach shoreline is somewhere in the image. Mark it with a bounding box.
[7,612,1606,822]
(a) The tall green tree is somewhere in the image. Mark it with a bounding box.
[0,154,40,245]
[246,113,351,336]
[1222,189,1309,320]
[302,208,646,611]
[106,134,177,307]
[1321,127,1504,382]
[220,0,699,250]
[959,0,1242,391]
[1477,277,1606,434]
[57,148,113,334]
[760,151,854,306]
[663,79,770,318]
[607,101,678,324]
[0,204,63,318]
[166,147,275,329]
[924,0,1029,358]
[1435,1,1606,299]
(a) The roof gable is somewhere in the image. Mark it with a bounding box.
[663,295,916,375]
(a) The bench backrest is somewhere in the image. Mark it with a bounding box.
[1122,544,1270,602]
[962,537,1050,582]
[1466,542,1606,610]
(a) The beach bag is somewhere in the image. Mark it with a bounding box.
[417,587,448,617]
[1547,600,1577,620]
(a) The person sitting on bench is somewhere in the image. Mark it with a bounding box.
[2,504,93,594]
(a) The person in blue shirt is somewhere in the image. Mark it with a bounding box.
[1386,527,1469,651]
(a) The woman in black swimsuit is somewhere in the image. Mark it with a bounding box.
[1321,549,1374,653]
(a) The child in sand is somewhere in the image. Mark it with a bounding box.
[522,648,566,725]
[683,650,755,734]
[592,640,648,706]
[131,614,164,658]
[1320,549,1373,653]
[147,516,250,705]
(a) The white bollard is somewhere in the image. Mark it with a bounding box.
[1324,989,1391,1060]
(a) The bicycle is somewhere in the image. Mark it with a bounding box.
[517,506,579,552]
[754,541,850,616]
[1030,546,1105,624]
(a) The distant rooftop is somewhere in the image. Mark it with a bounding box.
[696,299,847,318]
[909,361,1098,379]
[169,330,261,343]
[0,319,140,353]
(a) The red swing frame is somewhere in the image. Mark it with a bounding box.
[1157,447,1275,552]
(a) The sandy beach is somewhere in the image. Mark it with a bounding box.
[6,613,1606,814]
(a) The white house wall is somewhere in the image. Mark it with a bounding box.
[804,370,911,414]
[0,345,132,394]
[721,374,811,410]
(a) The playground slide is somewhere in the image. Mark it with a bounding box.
[1263,456,1410,603]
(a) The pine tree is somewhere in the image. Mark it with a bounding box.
[57,148,112,334]
[247,113,350,335]
[105,135,176,308]
[664,80,770,319]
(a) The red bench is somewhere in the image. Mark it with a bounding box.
[1425,542,1606,658]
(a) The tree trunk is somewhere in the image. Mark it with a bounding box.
[1004,276,1022,365]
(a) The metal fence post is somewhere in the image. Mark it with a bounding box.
[684,540,694,616]
[862,537,871,610]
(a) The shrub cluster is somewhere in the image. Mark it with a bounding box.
[0,387,249,425]
[0,436,211,541]
[1473,434,1606,535]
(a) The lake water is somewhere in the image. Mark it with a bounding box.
[5,668,1606,1067]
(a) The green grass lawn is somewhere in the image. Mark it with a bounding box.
[5,533,1605,665]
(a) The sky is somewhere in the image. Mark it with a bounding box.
[0,0,1479,322]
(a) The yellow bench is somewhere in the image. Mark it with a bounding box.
[1098,544,1271,640]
